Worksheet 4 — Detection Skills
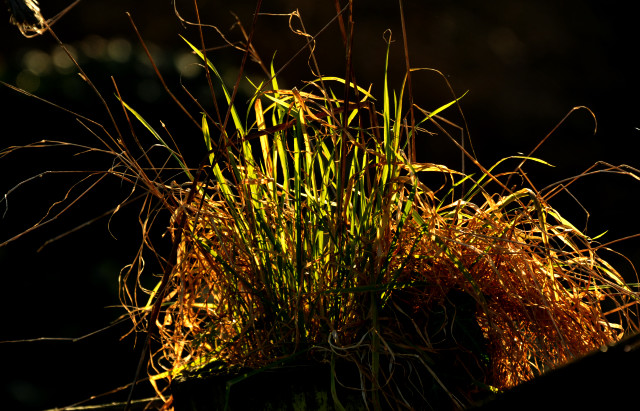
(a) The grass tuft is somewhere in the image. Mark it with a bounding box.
[2,1,640,409]
[119,15,639,409]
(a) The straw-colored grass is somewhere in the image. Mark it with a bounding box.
[119,28,639,409]
[3,1,640,410]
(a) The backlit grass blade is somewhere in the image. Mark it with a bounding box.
[181,36,245,138]
[120,98,193,180]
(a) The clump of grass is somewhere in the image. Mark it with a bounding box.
[117,10,640,410]
[3,1,640,410]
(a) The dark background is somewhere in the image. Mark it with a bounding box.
[1,0,639,409]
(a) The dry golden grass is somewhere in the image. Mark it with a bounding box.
[127,85,640,407]
[3,1,639,409]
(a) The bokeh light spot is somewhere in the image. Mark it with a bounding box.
[174,52,202,78]
[15,69,40,93]
[22,49,52,76]
[107,38,132,63]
